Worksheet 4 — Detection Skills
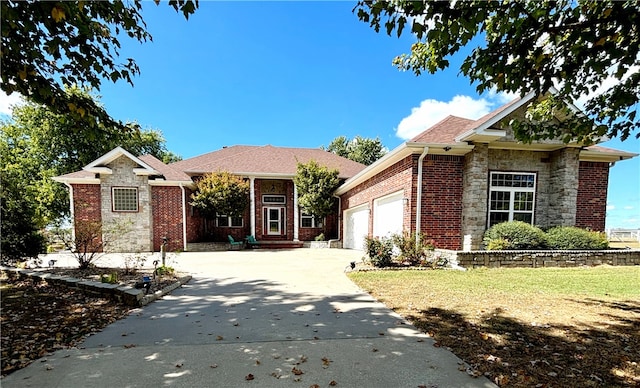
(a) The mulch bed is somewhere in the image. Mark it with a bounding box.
[0,267,184,377]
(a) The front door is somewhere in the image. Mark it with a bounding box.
[265,207,285,235]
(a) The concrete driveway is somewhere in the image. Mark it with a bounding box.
[2,249,495,387]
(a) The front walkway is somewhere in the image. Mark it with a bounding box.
[3,249,495,387]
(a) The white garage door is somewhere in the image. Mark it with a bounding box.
[343,205,369,250]
[373,191,404,238]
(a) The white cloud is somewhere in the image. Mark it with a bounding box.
[0,91,23,116]
[607,205,616,211]
[624,205,635,210]
[395,91,515,140]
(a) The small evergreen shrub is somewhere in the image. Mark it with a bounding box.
[483,221,547,250]
[546,226,609,250]
[390,231,434,266]
[364,236,394,267]
[486,238,510,251]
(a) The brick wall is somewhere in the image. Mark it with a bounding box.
[151,186,184,252]
[576,161,609,231]
[71,183,103,251]
[340,155,415,238]
[184,188,201,244]
[421,155,464,249]
[72,184,102,222]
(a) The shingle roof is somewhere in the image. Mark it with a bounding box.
[138,154,191,181]
[410,115,476,143]
[169,145,366,179]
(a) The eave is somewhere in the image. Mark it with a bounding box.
[335,142,474,195]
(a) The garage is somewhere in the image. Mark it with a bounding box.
[343,205,369,250]
[372,191,404,238]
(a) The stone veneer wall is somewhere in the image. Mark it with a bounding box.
[462,146,583,249]
[100,156,152,252]
[548,148,580,227]
[437,249,640,268]
[461,143,489,250]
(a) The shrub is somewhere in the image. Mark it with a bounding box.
[363,236,394,267]
[314,233,325,241]
[483,221,547,250]
[390,231,434,266]
[486,238,510,251]
[546,226,609,250]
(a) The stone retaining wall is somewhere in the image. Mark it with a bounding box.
[437,249,640,269]
[1,268,191,307]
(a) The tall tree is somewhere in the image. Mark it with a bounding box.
[1,0,198,134]
[354,0,640,143]
[0,89,180,227]
[190,172,250,219]
[323,135,387,165]
[293,160,341,223]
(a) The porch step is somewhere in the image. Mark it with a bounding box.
[256,241,304,249]
[186,241,304,252]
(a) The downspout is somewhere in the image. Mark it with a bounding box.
[293,183,299,241]
[250,177,256,237]
[179,183,188,251]
[415,147,429,240]
[330,194,342,246]
[64,183,75,242]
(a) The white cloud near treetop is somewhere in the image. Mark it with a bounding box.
[394,91,517,140]
[0,91,23,116]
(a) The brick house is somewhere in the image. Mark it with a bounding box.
[336,92,637,251]
[54,145,366,252]
[55,93,636,253]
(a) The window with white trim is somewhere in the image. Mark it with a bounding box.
[263,195,286,204]
[112,187,138,212]
[216,214,243,228]
[301,212,322,228]
[488,172,536,227]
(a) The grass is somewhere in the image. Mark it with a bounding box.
[348,266,640,387]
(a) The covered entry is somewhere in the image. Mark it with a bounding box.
[343,205,369,250]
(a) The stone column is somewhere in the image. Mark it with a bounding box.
[548,148,580,227]
[461,143,489,250]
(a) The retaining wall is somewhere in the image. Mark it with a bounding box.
[438,249,640,269]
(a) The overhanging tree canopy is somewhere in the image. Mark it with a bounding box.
[1,0,198,133]
[354,0,640,143]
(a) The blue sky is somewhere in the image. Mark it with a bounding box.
[1,2,638,229]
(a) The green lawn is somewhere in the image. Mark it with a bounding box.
[348,266,640,387]
[350,266,639,299]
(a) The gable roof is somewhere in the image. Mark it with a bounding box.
[83,146,160,176]
[170,145,366,179]
[138,155,191,182]
[53,146,193,186]
[336,92,637,194]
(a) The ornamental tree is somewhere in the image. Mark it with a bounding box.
[190,172,250,219]
[294,160,341,221]
[354,0,640,143]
